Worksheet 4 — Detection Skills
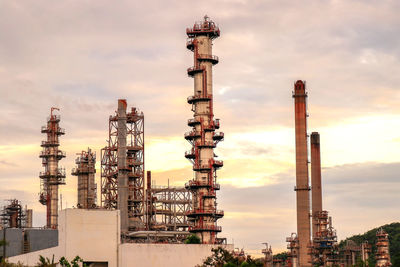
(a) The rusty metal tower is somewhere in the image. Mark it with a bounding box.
[292,80,312,265]
[184,15,224,244]
[376,228,391,267]
[39,107,66,229]
[308,211,338,266]
[262,243,273,267]
[286,233,299,267]
[101,100,145,231]
[361,241,371,266]
[0,199,28,228]
[71,148,97,209]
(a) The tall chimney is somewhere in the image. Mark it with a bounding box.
[292,80,312,266]
[310,132,322,239]
[117,99,129,233]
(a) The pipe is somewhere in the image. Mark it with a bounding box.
[117,99,129,233]
[146,171,152,230]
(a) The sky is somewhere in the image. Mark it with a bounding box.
[0,0,400,256]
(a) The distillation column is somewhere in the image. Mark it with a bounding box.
[185,16,224,244]
[71,148,97,209]
[376,228,391,267]
[292,80,312,266]
[39,107,66,229]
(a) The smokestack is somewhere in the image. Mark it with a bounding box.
[311,132,322,239]
[117,99,129,233]
[292,80,312,266]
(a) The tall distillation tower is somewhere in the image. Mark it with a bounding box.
[185,16,224,244]
[71,148,97,209]
[39,107,66,229]
[376,228,392,267]
[292,81,312,266]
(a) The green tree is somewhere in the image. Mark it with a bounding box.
[198,247,263,267]
[185,234,201,244]
[35,255,55,267]
[59,256,84,267]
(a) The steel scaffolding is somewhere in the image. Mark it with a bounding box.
[0,199,31,228]
[149,185,192,231]
[101,101,145,231]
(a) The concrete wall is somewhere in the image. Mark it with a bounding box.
[8,209,120,267]
[8,209,232,267]
[25,229,58,253]
[60,208,120,267]
[119,243,234,267]
[0,228,23,258]
[6,246,60,266]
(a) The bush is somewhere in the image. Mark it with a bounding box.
[185,234,201,244]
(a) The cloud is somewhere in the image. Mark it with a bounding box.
[0,0,399,256]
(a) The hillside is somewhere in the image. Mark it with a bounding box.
[339,222,400,266]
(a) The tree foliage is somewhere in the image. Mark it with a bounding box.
[185,234,201,244]
[59,256,84,267]
[198,247,263,267]
[35,255,55,267]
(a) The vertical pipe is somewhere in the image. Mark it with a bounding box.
[146,170,151,230]
[26,209,33,228]
[117,99,129,233]
[311,132,322,239]
[293,80,311,266]
[87,149,96,208]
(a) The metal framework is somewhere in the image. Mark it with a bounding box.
[361,241,371,267]
[185,15,224,244]
[340,240,360,266]
[39,107,66,229]
[262,243,273,267]
[101,102,145,230]
[376,228,391,267]
[0,199,31,228]
[308,211,338,266]
[71,148,97,209]
[286,233,299,267]
[149,185,192,231]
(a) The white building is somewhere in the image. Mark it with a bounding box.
[8,209,232,267]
